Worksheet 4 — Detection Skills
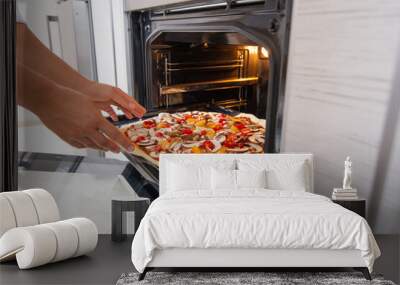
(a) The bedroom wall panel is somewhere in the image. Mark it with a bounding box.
[282,0,400,233]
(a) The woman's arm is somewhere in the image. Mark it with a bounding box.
[17,23,89,91]
[16,23,146,119]
[17,63,134,153]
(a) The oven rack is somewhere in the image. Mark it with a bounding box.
[216,98,247,109]
[166,59,244,72]
[159,76,258,95]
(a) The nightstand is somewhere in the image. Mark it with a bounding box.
[112,196,150,242]
[332,198,366,218]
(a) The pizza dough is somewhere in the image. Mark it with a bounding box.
[121,111,265,166]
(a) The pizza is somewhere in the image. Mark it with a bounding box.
[121,111,265,165]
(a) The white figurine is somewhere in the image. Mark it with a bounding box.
[342,156,352,190]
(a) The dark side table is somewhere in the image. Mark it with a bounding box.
[332,198,366,218]
[112,196,150,242]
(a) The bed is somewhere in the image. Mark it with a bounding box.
[131,154,380,280]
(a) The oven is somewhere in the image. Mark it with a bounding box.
[120,0,292,195]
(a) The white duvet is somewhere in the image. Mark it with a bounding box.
[131,190,380,273]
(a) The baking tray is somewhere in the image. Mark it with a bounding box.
[112,105,265,187]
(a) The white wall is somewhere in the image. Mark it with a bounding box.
[19,0,79,70]
[282,0,400,233]
[17,0,85,156]
[90,0,130,93]
[111,0,129,94]
[91,0,130,161]
[17,0,127,157]
[369,56,400,233]
[91,0,116,86]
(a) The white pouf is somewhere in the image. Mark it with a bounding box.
[0,189,98,269]
[24,188,60,223]
[42,221,79,262]
[0,196,16,237]
[1,191,39,227]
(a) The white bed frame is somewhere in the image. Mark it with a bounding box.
[140,154,370,280]
[148,248,366,267]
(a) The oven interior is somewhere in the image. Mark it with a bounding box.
[148,32,270,120]
[123,0,292,195]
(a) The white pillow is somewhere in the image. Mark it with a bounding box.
[266,162,307,191]
[167,159,236,192]
[211,168,237,190]
[237,159,309,191]
[236,169,267,189]
[211,169,267,190]
[167,162,211,191]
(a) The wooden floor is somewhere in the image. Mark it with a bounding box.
[0,235,133,285]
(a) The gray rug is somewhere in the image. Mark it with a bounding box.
[116,272,396,285]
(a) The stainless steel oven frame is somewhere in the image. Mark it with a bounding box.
[126,0,292,154]
[119,0,293,194]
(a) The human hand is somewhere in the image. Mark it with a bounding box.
[33,84,139,153]
[16,22,147,152]
[81,81,146,121]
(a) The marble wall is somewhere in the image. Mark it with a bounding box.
[282,0,400,233]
